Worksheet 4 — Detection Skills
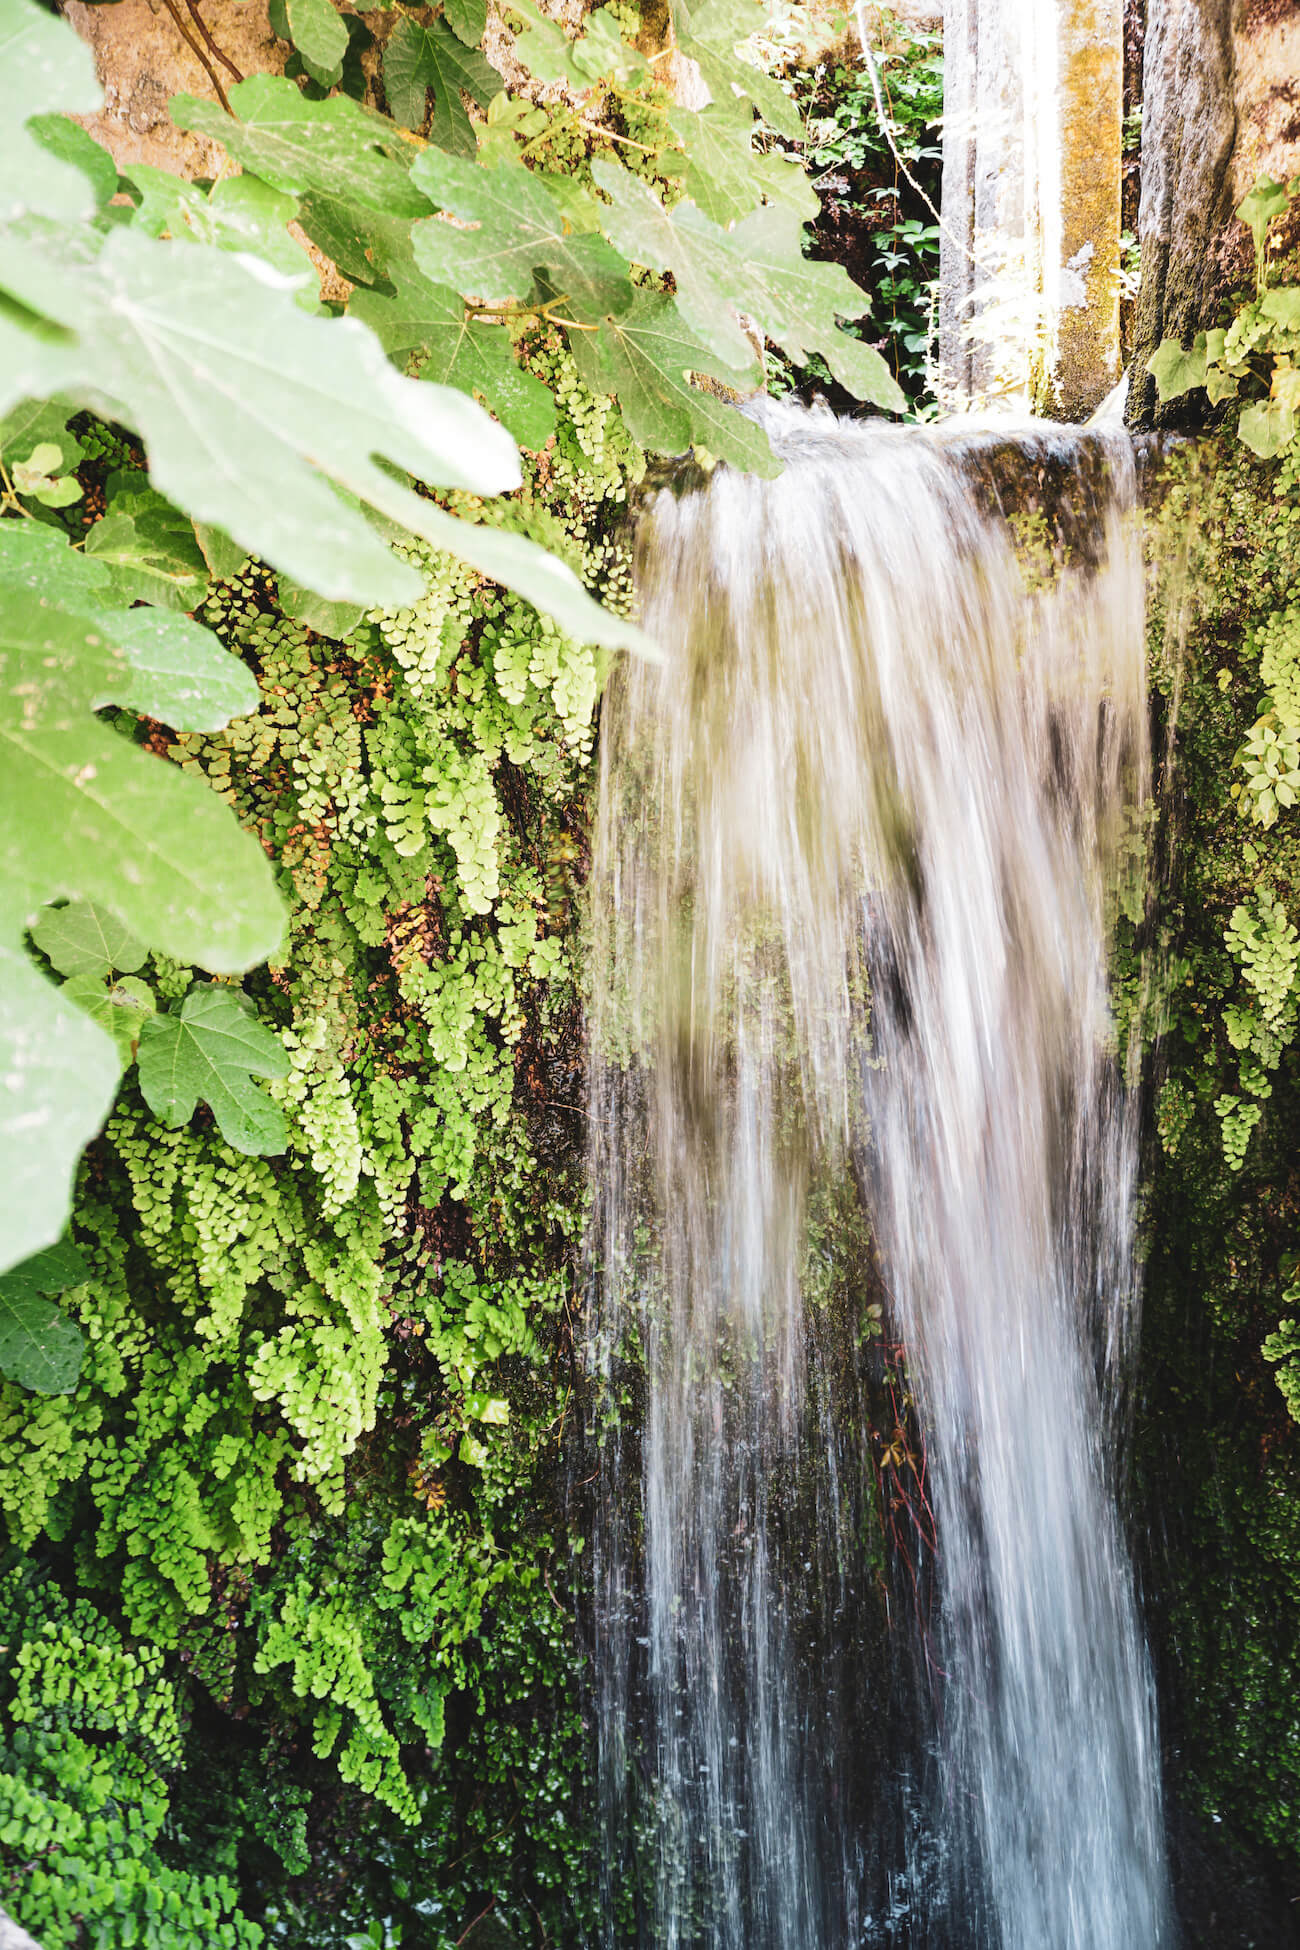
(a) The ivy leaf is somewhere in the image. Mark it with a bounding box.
[31,899,147,978]
[1261,286,1300,332]
[383,16,500,157]
[62,971,154,1056]
[351,265,556,447]
[1238,396,1296,459]
[285,0,349,81]
[136,984,289,1154]
[1147,334,1208,401]
[568,288,778,475]
[84,503,210,611]
[0,1238,87,1393]
[1,0,103,222]
[1206,364,1240,405]
[443,0,486,45]
[1238,177,1290,260]
[411,150,635,319]
[125,165,318,298]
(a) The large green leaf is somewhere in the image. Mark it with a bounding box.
[592,158,758,367]
[173,77,429,221]
[0,522,257,727]
[136,983,289,1154]
[28,112,118,210]
[1147,334,1208,402]
[504,0,643,90]
[410,150,635,319]
[172,77,431,284]
[0,223,520,607]
[0,1237,87,1393]
[383,15,500,157]
[126,165,319,298]
[350,264,557,448]
[31,898,146,979]
[593,164,902,411]
[668,105,760,227]
[676,0,803,143]
[0,396,83,475]
[568,288,778,475]
[84,479,211,610]
[0,0,103,223]
[0,929,120,1276]
[285,0,349,80]
[444,0,487,46]
[88,605,262,729]
[0,578,284,970]
[61,970,154,1057]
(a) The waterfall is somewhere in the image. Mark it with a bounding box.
[586,404,1172,1948]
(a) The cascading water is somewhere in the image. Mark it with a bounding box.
[586,403,1172,1948]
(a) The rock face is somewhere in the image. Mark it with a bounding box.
[939,0,1124,422]
[65,0,283,177]
[1129,0,1238,425]
[1129,0,1300,426]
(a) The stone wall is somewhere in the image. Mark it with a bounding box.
[1130,0,1300,426]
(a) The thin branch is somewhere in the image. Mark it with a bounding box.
[455,1897,498,1945]
[575,116,658,154]
[183,0,244,83]
[159,0,232,112]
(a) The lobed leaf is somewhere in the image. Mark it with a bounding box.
[411,149,635,319]
[136,983,289,1154]
[0,1236,87,1393]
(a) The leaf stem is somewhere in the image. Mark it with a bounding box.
[183,0,244,84]
[159,0,233,112]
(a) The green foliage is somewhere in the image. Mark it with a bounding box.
[0,0,935,1932]
[1147,177,1300,461]
[764,17,943,408]
[0,1243,86,1395]
[1136,438,1300,1868]
[0,521,282,1276]
[137,985,290,1155]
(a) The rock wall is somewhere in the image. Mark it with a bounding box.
[1130,0,1300,426]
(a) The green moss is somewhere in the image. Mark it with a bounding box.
[1136,438,1300,1872]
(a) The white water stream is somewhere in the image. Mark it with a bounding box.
[587,406,1171,1948]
